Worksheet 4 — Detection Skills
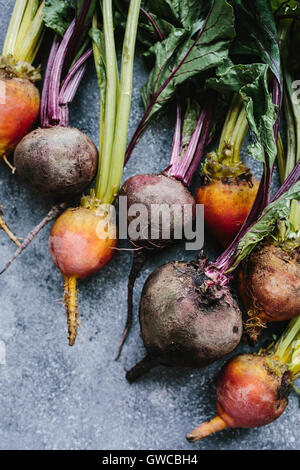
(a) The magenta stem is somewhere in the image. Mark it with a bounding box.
[171,109,205,181]
[140,6,165,42]
[47,19,76,126]
[272,159,300,202]
[40,35,60,128]
[65,0,93,71]
[59,48,93,104]
[184,103,213,185]
[58,50,92,128]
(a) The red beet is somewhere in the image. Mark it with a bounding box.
[126,255,242,382]
[14,126,98,200]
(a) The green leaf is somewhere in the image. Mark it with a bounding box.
[180,98,201,155]
[231,0,281,83]
[230,181,300,269]
[141,0,235,123]
[207,61,277,163]
[143,0,179,26]
[207,0,281,166]
[43,0,75,36]
[145,0,211,31]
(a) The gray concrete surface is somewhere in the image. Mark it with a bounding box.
[0,1,298,450]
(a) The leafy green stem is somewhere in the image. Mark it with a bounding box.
[277,132,286,184]
[95,0,118,201]
[3,1,44,65]
[2,0,27,57]
[92,13,105,162]
[283,74,297,179]
[218,93,248,165]
[15,1,44,63]
[102,0,141,204]
[275,315,300,379]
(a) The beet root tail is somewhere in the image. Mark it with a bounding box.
[245,306,267,344]
[64,276,79,346]
[3,155,16,174]
[0,203,66,275]
[115,250,149,360]
[126,355,158,383]
[0,213,20,247]
[186,416,228,442]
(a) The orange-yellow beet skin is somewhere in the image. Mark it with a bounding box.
[196,177,259,247]
[49,207,117,279]
[0,77,40,158]
[217,354,289,429]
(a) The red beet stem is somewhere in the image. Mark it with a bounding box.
[272,159,300,202]
[168,100,213,184]
[44,1,95,127]
[58,48,93,127]
[184,102,213,185]
[140,6,165,42]
[47,20,76,126]
[171,108,205,181]
[40,35,60,128]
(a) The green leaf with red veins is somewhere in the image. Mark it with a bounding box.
[141,0,235,124]
[207,0,281,166]
[229,181,300,270]
[43,0,75,36]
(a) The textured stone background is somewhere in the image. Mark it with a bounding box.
[0,1,298,450]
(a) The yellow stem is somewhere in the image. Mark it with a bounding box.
[64,276,79,346]
[92,14,104,164]
[277,132,286,185]
[14,0,36,54]
[186,416,228,442]
[218,93,242,156]
[231,107,248,162]
[3,155,16,174]
[275,316,300,379]
[26,32,44,65]
[0,214,20,247]
[2,0,27,56]
[14,2,44,64]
